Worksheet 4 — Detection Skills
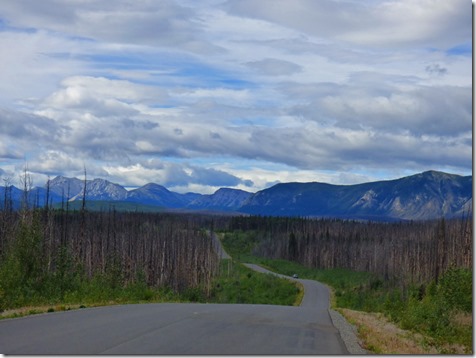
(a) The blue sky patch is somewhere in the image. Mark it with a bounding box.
[446,42,472,56]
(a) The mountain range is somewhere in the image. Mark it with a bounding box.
[0,170,471,221]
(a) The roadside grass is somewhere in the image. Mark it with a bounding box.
[0,260,301,321]
[0,234,301,320]
[209,259,300,306]
[1,304,87,320]
[0,279,188,320]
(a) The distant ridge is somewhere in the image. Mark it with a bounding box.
[0,170,471,221]
[239,171,472,220]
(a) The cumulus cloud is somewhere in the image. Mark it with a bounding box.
[43,76,168,109]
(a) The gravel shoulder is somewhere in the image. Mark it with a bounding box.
[329,309,368,354]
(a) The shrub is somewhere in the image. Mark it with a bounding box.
[438,268,472,313]
[0,218,45,309]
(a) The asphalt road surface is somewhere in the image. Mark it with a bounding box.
[0,302,347,354]
[0,264,348,354]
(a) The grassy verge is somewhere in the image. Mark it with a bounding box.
[339,308,439,354]
[0,279,191,320]
[0,254,301,320]
[209,259,300,306]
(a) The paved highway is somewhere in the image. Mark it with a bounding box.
[0,268,347,354]
[0,300,347,354]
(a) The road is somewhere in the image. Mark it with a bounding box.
[0,239,348,354]
[0,301,347,354]
[210,231,231,259]
[0,275,347,354]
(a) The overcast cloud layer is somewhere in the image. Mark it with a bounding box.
[0,0,472,193]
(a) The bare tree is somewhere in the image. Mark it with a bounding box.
[0,176,14,257]
[19,164,33,221]
[81,165,87,212]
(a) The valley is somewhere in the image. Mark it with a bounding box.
[0,170,472,354]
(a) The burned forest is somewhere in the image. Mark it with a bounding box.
[0,200,221,310]
[227,215,472,287]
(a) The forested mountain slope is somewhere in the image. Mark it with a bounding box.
[239,171,472,220]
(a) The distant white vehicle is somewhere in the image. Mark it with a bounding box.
[292,274,298,279]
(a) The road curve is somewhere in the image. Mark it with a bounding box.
[0,301,347,354]
[0,266,348,355]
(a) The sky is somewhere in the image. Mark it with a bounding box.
[0,0,472,194]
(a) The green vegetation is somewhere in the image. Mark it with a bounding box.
[219,230,261,263]
[395,268,472,351]
[210,259,299,306]
[0,257,299,319]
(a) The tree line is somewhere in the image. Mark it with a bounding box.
[226,215,472,287]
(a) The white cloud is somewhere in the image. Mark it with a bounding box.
[27,150,84,175]
[0,0,471,193]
